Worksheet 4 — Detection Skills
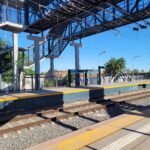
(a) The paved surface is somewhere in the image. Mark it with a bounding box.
[83,113,150,150]
[25,108,150,150]
[0,80,150,102]
[0,80,150,112]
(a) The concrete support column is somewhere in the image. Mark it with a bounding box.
[27,35,46,90]
[50,57,54,78]
[70,42,82,70]
[70,42,82,86]
[13,32,19,91]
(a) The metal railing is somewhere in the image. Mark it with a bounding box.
[0,73,150,94]
[22,75,68,91]
[69,73,150,87]
[0,4,25,25]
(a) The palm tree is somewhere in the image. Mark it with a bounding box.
[104,57,126,82]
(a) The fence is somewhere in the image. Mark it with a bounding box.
[22,75,68,91]
[0,73,16,93]
[101,75,145,85]
[68,73,150,87]
[0,73,150,93]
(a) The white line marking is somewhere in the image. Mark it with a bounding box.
[101,122,150,150]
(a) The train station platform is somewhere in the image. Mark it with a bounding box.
[0,81,150,112]
[83,112,150,150]
[26,107,150,150]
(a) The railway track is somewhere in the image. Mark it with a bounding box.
[0,90,150,136]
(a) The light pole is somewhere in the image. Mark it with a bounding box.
[132,55,140,81]
[146,63,150,80]
[59,56,63,80]
[97,50,106,85]
[98,50,106,65]
[59,56,63,69]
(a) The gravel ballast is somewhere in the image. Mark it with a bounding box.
[0,98,150,150]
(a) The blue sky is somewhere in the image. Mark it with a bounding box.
[1,23,150,73]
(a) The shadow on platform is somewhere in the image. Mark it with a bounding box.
[0,89,64,126]
[0,87,150,134]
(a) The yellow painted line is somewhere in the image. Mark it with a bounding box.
[63,89,90,94]
[0,89,90,102]
[44,114,144,150]
[0,92,62,102]
[103,81,150,89]
[0,81,150,102]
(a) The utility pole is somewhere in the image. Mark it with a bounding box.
[97,50,106,85]
[132,56,140,81]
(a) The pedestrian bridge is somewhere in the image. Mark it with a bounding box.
[0,0,150,57]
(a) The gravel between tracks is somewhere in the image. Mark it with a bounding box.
[0,98,150,150]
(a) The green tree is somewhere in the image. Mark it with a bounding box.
[0,39,13,83]
[0,38,9,49]
[2,70,13,83]
[124,68,132,74]
[23,68,35,75]
[104,57,126,81]
[131,69,140,75]
[0,38,12,72]
[0,38,36,83]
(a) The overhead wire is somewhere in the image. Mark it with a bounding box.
[28,0,51,21]
[27,0,150,34]
[26,1,150,47]
[19,0,150,63]
[59,0,150,41]
[58,1,150,49]
[68,1,121,41]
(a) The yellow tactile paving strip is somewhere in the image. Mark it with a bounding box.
[103,81,150,89]
[0,81,150,102]
[44,114,144,150]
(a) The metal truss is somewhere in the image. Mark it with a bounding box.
[59,0,150,40]
[45,0,150,57]
[1,0,150,58]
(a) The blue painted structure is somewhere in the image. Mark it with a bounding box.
[1,0,150,58]
[0,82,149,113]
